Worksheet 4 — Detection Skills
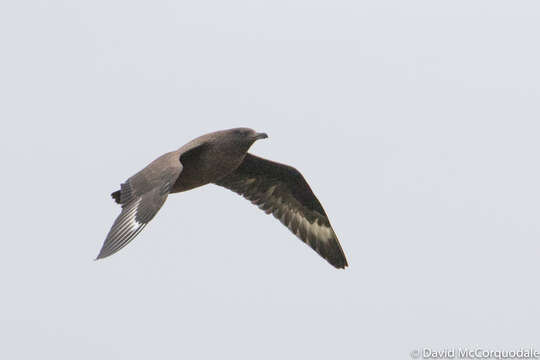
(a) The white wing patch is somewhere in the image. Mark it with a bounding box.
[307,218,334,242]
[292,210,333,243]
[267,196,333,245]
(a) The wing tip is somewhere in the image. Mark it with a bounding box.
[322,234,348,269]
[95,247,113,261]
[334,260,349,269]
[94,252,107,261]
[327,254,348,269]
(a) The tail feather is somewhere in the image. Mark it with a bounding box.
[111,190,122,204]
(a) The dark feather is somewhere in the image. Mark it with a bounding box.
[111,190,121,204]
[214,153,348,269]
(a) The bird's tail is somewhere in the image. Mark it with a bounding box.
[111,190,122,204]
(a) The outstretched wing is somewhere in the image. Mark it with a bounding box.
[214,153,348,269]
[97,153,183,260]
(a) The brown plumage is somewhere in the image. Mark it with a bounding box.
[98,128,348,269]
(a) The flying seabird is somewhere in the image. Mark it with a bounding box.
[97,128,348,268]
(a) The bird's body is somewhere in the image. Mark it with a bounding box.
[99,128,348,269]
[171,129,252,193]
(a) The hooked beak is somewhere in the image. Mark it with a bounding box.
[253,132,268,140]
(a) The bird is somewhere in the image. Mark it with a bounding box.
[97,128,348,268]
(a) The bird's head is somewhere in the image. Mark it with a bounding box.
[209,127,268,155]
[231,127,268,142]
[223,127,268,150]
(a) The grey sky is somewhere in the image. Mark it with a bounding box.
[1,0,539,359]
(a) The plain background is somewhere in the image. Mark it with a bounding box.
[1,0,539,359]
